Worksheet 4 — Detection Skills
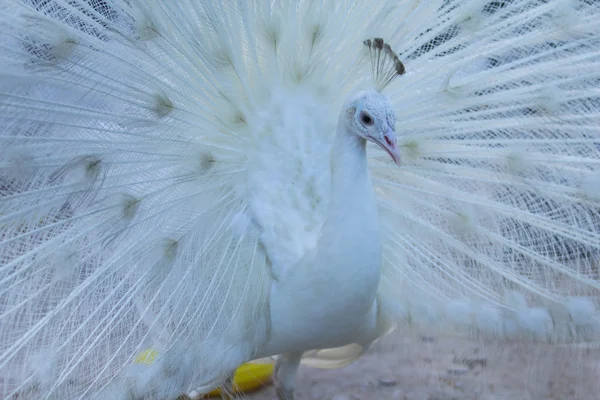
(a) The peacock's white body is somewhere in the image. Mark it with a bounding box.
[1,0,599,399]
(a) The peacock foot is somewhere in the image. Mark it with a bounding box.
[273,352,303,400]
[274,385,294,400]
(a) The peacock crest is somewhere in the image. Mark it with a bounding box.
[363,38,405,91]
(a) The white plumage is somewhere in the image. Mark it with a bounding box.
[0,0,599,399]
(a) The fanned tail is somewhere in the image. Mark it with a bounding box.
[371,0,600,344]
[0,1,272,398]
[1,0,600,399]
[0,0,430,397]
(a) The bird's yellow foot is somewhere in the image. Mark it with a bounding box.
[206,362,274,398]
[134,349,274,399]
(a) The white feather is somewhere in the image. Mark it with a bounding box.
[0,0,599,399]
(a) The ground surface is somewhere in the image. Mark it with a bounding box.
[247,329,600,400]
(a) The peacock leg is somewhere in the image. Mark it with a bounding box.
[274,352,303,400]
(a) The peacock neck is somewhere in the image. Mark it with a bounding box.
[315,119,381,268]
[326,123,375,225]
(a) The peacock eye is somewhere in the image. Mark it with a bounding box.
[360,111,374,126]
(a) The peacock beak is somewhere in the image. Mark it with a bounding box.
[371,130,401,166]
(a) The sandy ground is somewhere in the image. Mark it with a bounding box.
[247,329,600,400]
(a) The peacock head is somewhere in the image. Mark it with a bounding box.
[343,90,401,166]
[341,38,405,166]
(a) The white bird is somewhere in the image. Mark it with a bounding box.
[1,0,599,399]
